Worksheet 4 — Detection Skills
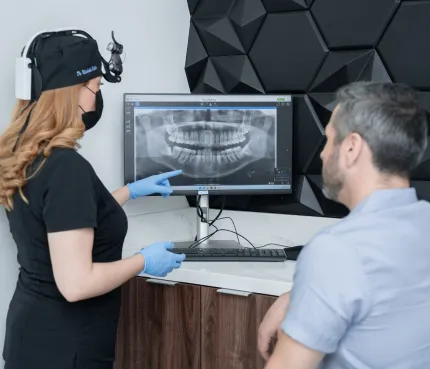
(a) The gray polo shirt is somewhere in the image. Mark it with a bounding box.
[281,188,430,369]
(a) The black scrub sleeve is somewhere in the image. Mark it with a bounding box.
[42,150,98,233]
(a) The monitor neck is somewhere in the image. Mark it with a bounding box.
[197,194,210,244]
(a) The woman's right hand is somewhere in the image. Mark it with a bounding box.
[138,241,186,277]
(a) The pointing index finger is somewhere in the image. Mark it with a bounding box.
[156,170,183,181]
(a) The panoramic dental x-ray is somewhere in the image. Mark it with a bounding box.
[134,108,276,181]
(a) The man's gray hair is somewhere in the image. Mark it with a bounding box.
[332,82,428,177]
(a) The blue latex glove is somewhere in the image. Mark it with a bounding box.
[127,170,182,199]
[138,241,186,277]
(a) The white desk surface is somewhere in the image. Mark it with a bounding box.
[122,246,296,297]
[119,207,322,297]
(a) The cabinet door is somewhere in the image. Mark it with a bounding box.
[201,287,277,369]
[114,277,201,369]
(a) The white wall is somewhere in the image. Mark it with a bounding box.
[0,1,337,366]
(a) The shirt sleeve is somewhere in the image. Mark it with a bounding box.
[42,150,99,233]
[280,232,370,354]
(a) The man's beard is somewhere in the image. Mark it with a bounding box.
[322,146,344,202]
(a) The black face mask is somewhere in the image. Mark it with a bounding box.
[80,86,104,131]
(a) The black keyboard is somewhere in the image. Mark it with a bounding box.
[170,248,287,262]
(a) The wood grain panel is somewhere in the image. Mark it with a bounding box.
[200,287,277,369]
[114,277,201,369]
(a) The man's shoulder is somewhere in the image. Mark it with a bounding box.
[299,222,362,265]
[305,213,373,248]
[305,219,355,247]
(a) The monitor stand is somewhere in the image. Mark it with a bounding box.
[174,194,243,249]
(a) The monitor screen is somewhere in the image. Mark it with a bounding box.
[124,94,293,195]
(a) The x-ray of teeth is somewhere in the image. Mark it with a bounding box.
[134,108,276,179]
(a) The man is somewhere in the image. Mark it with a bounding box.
[259,82,430,369]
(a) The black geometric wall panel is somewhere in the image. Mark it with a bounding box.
[193,0,235,18]
[185,23,208,91]
[378,1,430,90]
[185,0,430,219]
[298,175,323,215]
[307,93,336,127]
[229,0,267,52]
[293,96,325,174]
[249,12,328,92]
[211,55,265,93]
[310,50,392,92]
[262,0,314,12]
[311,0,400,49]
[187,0,200,14]
[193,17,245,55]
[193,59,225,93]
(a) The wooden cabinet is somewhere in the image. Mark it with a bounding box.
[114,278,201,369]
[114,278,277,369]
[201,288,276,369]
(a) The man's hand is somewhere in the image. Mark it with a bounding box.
[258,292,290,360]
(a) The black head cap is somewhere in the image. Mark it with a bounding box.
[33,35,102,93]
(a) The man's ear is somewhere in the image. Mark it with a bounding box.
[343,132,364,168]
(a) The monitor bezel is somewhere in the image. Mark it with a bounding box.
[123,93,294,196]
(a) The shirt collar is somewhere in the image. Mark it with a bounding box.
[349,187,418,216]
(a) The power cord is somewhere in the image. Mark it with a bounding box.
[196,195,226,227]
[192,196,292,250]
[209,216,240,244]
[194,195,226,241]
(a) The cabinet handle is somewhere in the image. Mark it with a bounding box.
[146,279,178,286]
[216,289,252,297]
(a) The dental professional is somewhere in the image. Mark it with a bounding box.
[0,30,185,369]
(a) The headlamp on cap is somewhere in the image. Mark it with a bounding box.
[15,28,124,101]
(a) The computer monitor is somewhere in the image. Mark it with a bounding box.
[123,93,293,248]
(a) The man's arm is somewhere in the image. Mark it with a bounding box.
[263,233,370,367]
[258,292,291,360]
[264,330,324,369]
[111,186,130,207]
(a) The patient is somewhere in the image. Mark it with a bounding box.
[259,81,430,369]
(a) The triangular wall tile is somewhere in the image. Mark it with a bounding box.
[310,49,392,92]
[293,95,326,174]
[297,175,324,215]
[194,17,245,55]
[187,0,200,14]
[229,0,267,51]
[359,50,392,83]
[192,59,225,93]
[307,93,337,127]
[212,55,265,93]
[185,23,208,91]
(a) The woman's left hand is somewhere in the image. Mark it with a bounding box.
[127,170,183,199]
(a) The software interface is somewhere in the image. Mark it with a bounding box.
[124,94,293,195]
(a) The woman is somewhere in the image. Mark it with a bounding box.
[0,32,185,369]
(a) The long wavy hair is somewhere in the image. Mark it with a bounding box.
[0,84,85,210]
